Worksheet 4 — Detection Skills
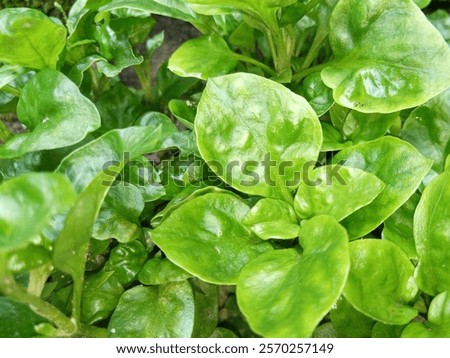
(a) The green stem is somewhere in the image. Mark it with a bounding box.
[301,30,327,70]
[234,54,277,76]
[1,85,21,97]
[0,120,13,142]
[264,28,279,71]
[0,275,77,337]
[134,61,152,104]
[305,0,321,13]
[78,324,108,338]
[292,62,330,82]
[27,265,51,297]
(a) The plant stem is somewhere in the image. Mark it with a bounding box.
[305,0,321,13]
[1,85,21,97]
[0,120,13,142]
[301,30,327,70]
[78,324,108,338]
[0,275,77,337]
[292,62,330,82]
[134,61,152,104]
[234,54,277,76]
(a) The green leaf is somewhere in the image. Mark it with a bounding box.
[322,0,450,113]
[209,327,238,338]
[332,137,432,239]
[93,185,145,243]
[138,257,191,285]
[382,193,419,260]
[196,73,322,200]
[344,239,418,325]
[413,0,431,9]
[168,99,196,129]
[56,116,179,192]
[152,192,272,284]
[299,72,334,116]
[0,65,26,89]
[320,122,351,152]
[104,241,147,286]
[169,35,238,80]
[53,171,116,322]
[190,278,219,338]
[330,104,398,143]
[330,297,375,338]
[414,167,450,296]
[0,297,48,337]
[108,282,195,338]
[243,198,299,240]
[0,173,76,254]
[0,70,101,159]
[400,88,450,183]
[95,83,143,134]
[371,322,404,338]
[81,271,124,325]
[428,10,450,47]
[4,245,51,274]
[237,215,349,338]
[402,292,450,338]
[294,165,385,222]
[0,8,66,69]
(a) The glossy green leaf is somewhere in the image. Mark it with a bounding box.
[322,0,450,113]
[300,72,334,116]
[190,278,219,338]
[344,239,418,325]
[4,245,51,274]
[243,198,299,240]
[0,8,66,69]
[153,192,272,284]
[330,296,375,338]
[169,99,196,129]
[169,35,238,80]
[81,271,124,325]
[400,88,450,183]
[57,116,179,192]
[428,10,450,46]
[108,282,195,338]
[382,193,419,259]
[371,322,404,338]
[0,173,76,254]
[0,65,26,89]
[0,297,48,337]
[333,137,432,239]
[138,257,191,285]
[414,167,450,296]
[104,241,147,286]
[93,185,144,243]
[0,70,101,159]
[237,216,349,338]
[402,292,450,338]
[330,104,398,143]
[196,73,322,200]
[294,165,384,222]
[320,122,351,152]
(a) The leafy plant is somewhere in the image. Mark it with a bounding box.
[0,0,449,338]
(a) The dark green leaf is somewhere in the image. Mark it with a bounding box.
[190,278,219,338]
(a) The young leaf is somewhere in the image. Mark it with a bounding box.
[344,239,418,325]
[108,282,195,338]
[0,173,76,254]
[243,198,299,240]
[382,193,419,260]
[0,8,66,69]
[294,165,385,222]
[414,167,450,296]
[0,70,101,159]
[169,35,238,80]
[400,88,450,183]
[402,292,450,338]
[152,192,272,284]
[237,216,349,338]
[332,137,432,239]
[298,72,334,116]
[322,0,450,113]
[195,73,322,200]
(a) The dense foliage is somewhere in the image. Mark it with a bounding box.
[0,0,449,338]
